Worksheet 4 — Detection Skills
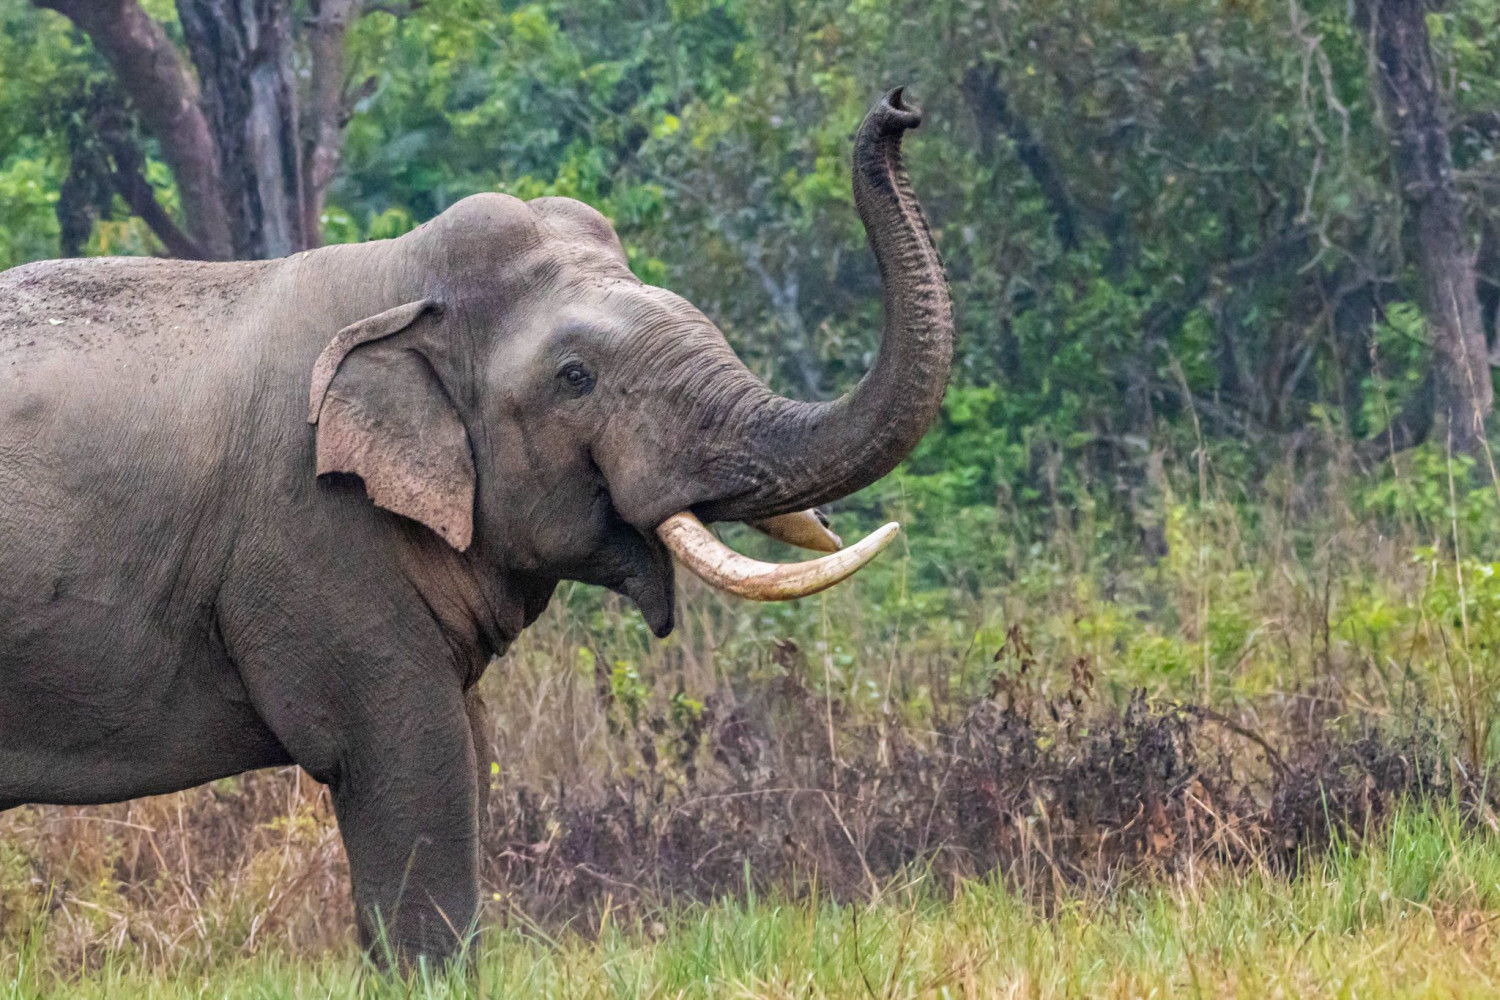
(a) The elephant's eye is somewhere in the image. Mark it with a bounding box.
[559,362,595,396]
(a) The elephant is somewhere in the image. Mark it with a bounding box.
[0,90,952,963]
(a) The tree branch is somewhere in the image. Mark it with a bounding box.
[56,158,104,259]
[962,65,1081,251]
[1455,110,1500,146]
[1356,367,1436,465]
[361,0,423,17]
[34,0,231,259]
[1479,211,1500,357]
[102,133,207,260]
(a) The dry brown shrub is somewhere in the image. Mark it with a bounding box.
[0,616,1481,968]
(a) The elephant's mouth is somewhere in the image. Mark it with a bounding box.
[586,501,677,638]
[612,528,676,638]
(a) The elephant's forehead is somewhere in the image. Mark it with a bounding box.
[527,196,625,253]
[479,251,724,357]
[500,236,635,293]
[590,281,719,336]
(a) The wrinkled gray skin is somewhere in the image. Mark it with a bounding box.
[0,92,952,962]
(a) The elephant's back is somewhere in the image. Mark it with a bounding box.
[0,257,281,612]
[0,256,275,363]
[0,256,282,539]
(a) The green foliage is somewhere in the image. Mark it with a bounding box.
[1414,546,1500,767]
[0,0,186,258]
[0,157,59,270]
[1357,445,1500,548]
[3,0,1496,511]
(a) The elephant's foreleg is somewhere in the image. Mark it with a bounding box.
[328,699,480,965]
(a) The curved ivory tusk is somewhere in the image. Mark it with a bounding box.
[658,511,898,601]
[749,509,843,553]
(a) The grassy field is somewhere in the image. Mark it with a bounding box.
[5,445,1500,996]
[5,807,1500,998]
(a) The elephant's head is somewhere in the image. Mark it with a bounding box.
[306,90,953,637]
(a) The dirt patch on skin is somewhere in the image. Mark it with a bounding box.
[0,257,274,385]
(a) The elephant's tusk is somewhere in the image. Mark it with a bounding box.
[748,509,843,553]
[657,511,898,601]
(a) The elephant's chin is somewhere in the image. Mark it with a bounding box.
[587,518,677,638]
[614,561,676,637]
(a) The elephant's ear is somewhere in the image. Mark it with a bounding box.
[307,300,476,551]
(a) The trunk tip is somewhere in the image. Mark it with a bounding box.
[871,87,923,136]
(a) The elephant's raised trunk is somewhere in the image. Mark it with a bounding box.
[696,88,954,524]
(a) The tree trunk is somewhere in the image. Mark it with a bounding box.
[1478,212,1499,358]
[178,0,308,259]
[1359,0,1491,453]
[35,0,363,260]
[36,0,233,259]
[302,0,359,249]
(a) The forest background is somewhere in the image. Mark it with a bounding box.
[5,0,1500,995]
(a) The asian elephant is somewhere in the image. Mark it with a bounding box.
[0,90,952,962]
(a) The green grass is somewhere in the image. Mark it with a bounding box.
[7,806,1500,999]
